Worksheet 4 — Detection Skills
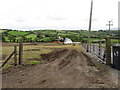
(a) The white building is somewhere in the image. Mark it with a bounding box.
[64,38,73,44]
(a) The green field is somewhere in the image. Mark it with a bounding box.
[83,38,120,44]
[7,31,30,36]
[26,34,37,40]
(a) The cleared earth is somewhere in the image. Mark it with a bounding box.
[2,48,118,88]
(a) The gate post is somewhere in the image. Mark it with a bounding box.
[92,42,95,54]
[98,41,102,58]
[14,45,17,66]
[19,38,23,65]
[90,42,91,53]
[106,36,111,65]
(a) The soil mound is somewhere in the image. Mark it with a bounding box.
[41,48,68,62]
[2,48,117,88]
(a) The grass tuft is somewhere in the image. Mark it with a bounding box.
[28,61,41,65]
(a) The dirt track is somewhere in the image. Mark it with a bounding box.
[2,48,118,88]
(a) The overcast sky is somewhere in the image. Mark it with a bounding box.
[0,0,119,30]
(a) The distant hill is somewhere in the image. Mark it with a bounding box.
[1,29,119,43]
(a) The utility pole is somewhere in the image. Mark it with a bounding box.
[106,20,113,36]
[87,0,93,52]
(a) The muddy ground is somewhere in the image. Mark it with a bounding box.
[2,48,118,88]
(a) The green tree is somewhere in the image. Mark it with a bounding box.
[2,37,6,42]
[8,35,15,42]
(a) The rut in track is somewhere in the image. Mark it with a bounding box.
[2,48,117,88]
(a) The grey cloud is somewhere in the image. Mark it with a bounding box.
[47,16,67,21]
[15,19,25,23]
[15,26,41,29]
[83,18,99,22]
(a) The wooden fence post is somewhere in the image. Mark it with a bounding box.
[86,43,87,50]
[14,45,17,66]
[98,41,102,58]
[94,43,96,55]
[93,45,94,54]
[90,43,91,53]
[19,38,23,65]
[106,36,111,65]
[86,43,89,52]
